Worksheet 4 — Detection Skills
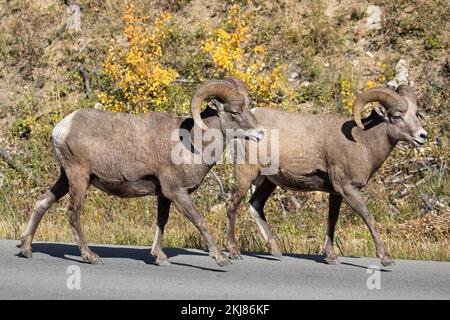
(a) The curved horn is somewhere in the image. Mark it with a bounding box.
[396,85,417,105]
[225,77,249,97]
[225,77,250,107]
[190,80,243,130]
[352,86,408,129]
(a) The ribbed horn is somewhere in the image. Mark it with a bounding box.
[190,80,244,130]
[396,85,417,105]
[352,87,407,129]
[225,77,249,96]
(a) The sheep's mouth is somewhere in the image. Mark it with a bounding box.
[235,129,265,142]
[412,139,425,147]
[243,135,261,142]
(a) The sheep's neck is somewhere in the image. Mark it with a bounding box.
[361,120,397,174]
[189,115,226,168]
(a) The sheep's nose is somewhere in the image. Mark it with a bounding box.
[256,129,265,141]
[419,131,428,140]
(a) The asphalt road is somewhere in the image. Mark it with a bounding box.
[0,240,448,299]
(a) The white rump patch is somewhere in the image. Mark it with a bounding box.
[52,110,78,145]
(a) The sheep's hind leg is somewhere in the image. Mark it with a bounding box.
[248,179,281,258]
[20,168,69,258]
[151,196,171,266]
[65,169,102,264]
[322,193,342,265]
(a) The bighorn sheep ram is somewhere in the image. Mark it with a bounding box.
[20,78,263,267]
[226,86,427,266]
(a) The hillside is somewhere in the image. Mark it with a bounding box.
[0,0,448,261]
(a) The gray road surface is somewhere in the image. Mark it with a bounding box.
[0,240,448,299]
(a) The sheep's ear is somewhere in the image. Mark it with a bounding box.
[375,105,389,122]
[207,99,225,112]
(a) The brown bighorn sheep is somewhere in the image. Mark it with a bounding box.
[20,78,263,267]
[226,86,427,266]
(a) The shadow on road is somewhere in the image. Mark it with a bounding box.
[241,251,328,263]
[15,242,391,272]
[244,251,391,272]
[17,242,208,266]
[170,262,228,273]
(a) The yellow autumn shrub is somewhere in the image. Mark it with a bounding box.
[339,79,355,115]
[99,3,179,113]
[340,60,389,114]
[202,2,289,107]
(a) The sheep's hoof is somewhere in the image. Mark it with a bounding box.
[215,254,232,267]
[19,248,33,259]
[156,258,171,267]
[228,249,243,260]
[381,258,395,267]
[229,253,243,260]
[19,237,33,258]
[271,252,283,260]
[90,257,104,265]
[82,253,103,265]
[324,257,340,265]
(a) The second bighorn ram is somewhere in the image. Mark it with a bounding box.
[226,86,427,266]
[20,78,263,267]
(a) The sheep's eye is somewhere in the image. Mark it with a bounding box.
[393,115,403,120]
[230,111,240,116]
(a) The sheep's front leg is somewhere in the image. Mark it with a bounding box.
[225,188,246,260]
[226,166,259,259]
[65,169,102,265]
[167,189,231,267]
[151,196,171,266]
[227,164,259,260]
[322,193,342,265]
[340,185,394,267]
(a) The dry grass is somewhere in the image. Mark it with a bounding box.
[0,191,448,261]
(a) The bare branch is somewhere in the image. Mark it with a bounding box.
[0,146,39,185]
[78,64,91,97]
[211,170,227,200]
